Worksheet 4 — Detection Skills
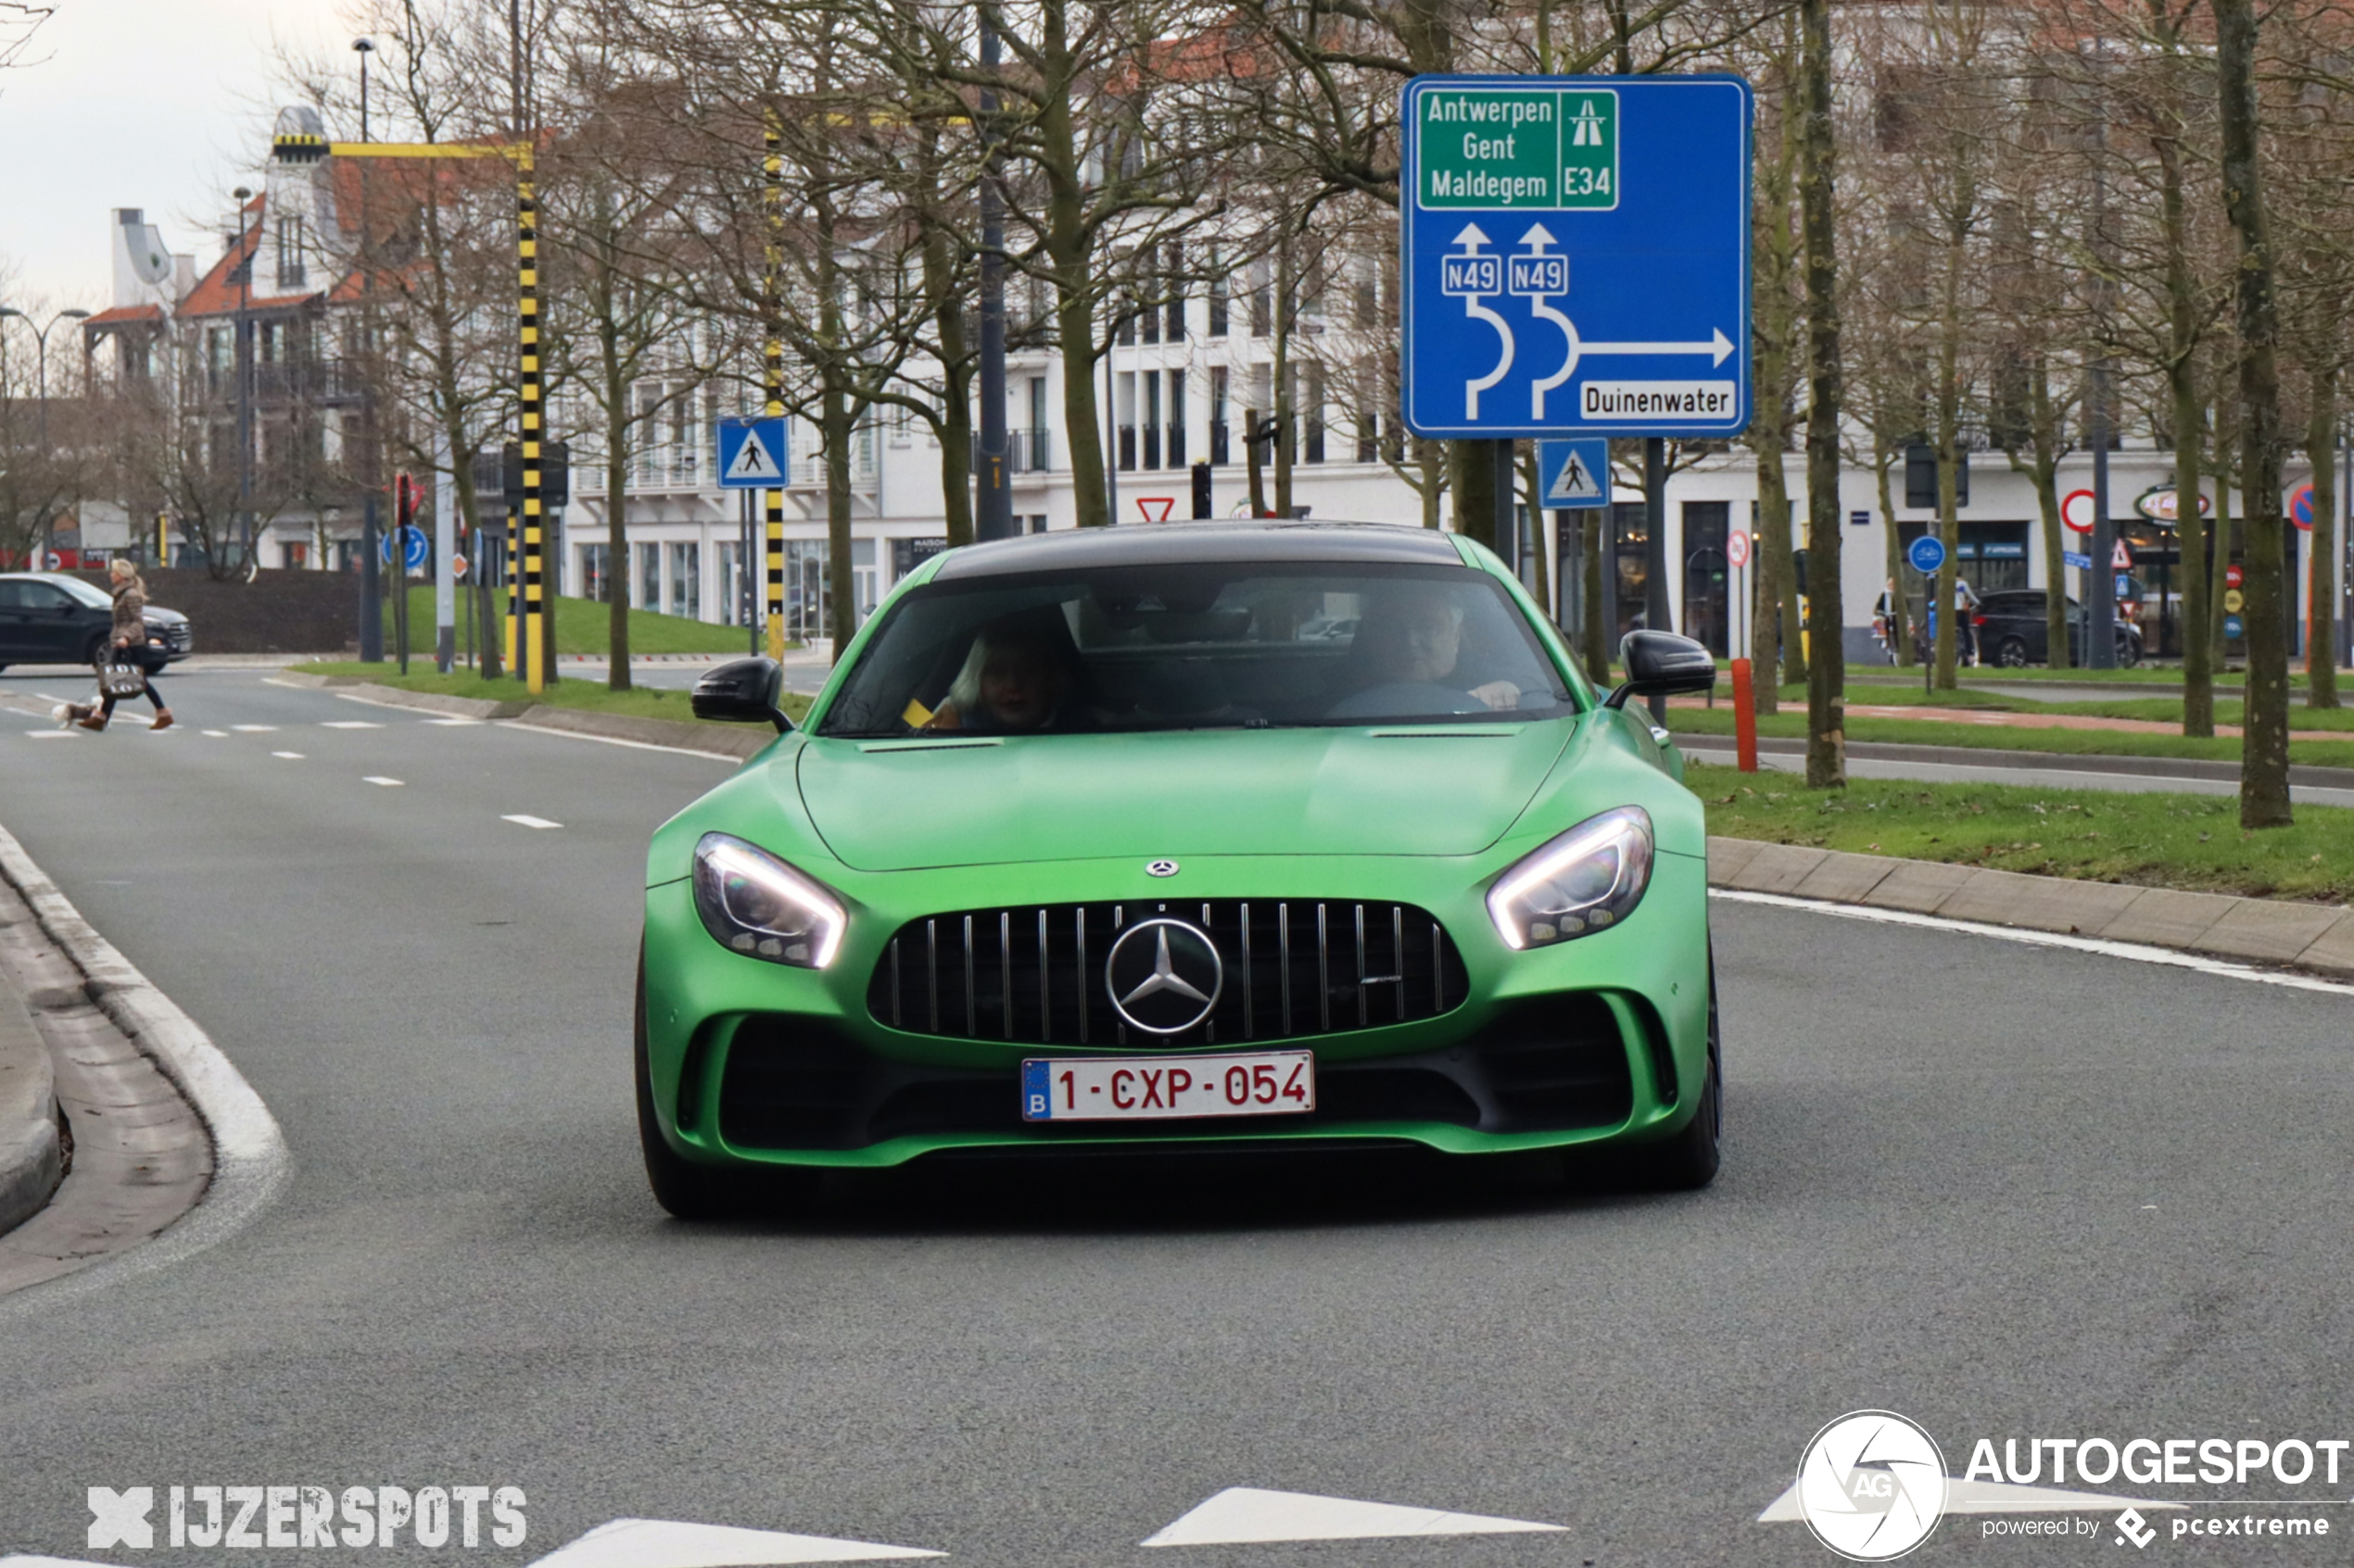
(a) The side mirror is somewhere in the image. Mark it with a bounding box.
[690,656,793,733]
[1603,630,1716,710]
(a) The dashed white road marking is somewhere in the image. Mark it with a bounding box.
[1140,1488,1565,1547]
[501,814,562,829]
[271,751,305,760]
[200,728,228,737]
[363,777,404,787]
[23,730,73,740]
[423,717,484,726]
[232,724,278,732]
[322,720,384,729]
[526,1518,942,1567]
[1758,1475,2183,1520]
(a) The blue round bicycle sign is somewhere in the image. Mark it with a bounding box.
[1906,535,1947,575]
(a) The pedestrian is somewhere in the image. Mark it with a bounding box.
[1872,577,1902,664]
[1953,574,1983,666]
[55,559,173,733]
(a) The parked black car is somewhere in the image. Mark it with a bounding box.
[0,573,193,674]
[1974,589,2141,667]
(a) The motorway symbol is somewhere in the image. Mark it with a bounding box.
[1401,75,1752,438]
[716,417,788,488]
[1537,437,1609,507]
[528,1519,941,1567]
[2062,488,2096,533]
[1140,1488,1565,1548]
[1906,535,1947,575]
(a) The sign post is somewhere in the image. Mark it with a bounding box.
[1907,534,1947,699]
[718,415,791,659]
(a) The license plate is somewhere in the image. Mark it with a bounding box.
[1020,1050,1315,1122]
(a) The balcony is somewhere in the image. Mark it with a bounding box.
[970,428,1054,475]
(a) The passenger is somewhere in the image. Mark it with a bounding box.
[926,616,1082,733]
[1342,584,1521,711]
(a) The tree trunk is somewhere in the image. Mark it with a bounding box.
[1272,230,1295,519]
[2211,431,2235,673]
[1800,0,1845,788]
[1876,427,1908,667]
[2029,361,2069,669]
[603,313,632,692]
[1452,440,1502,550]
[1036,4,1107,528]
[2158,123,2211,733]
[2215,0,2291,828]
[1754,445,1788,711]
[2308,368,2339,707]
[925,219,975,549]
[1521,446,1550,614]
[822,391,856,658]
[1583,512,1612,684]
[1932,196,1970,690]
[1246,410,1268,517]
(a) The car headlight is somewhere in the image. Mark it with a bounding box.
[691,832,846,968]
[1487,806,1653,950]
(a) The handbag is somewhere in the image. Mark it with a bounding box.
[99,660,148,699]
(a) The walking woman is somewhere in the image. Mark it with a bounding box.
[57,559,173,732]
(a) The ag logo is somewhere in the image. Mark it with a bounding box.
[1796,1410,1948,1561]
[1103,917,1222,1034]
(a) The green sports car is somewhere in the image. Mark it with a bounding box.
[637,522,1721,1217]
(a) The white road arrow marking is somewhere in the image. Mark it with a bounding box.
[1576,327,1736,364]
[1758,1476,2184,1522]
[526,1518,942,1568]
[1141,1487,1566,1547]
[1448,225,1513,419]
[1518,223,1578,418]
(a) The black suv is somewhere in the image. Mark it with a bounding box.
[0,573,193,674]
[1974,589,2141,667]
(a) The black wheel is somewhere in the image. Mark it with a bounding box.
[635,949,817,1220]
[1640,955,1722,1191]
[1994,638,2030,669]
[82,633,108,667]
[2115,633,2140,668]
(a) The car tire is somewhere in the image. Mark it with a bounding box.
[1639,957,1722,1191]
[2115,633,2140,668]
[1995,638,2030,669]
[82,633,109,668]
[635,949,818,1220]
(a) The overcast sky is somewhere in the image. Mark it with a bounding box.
[0,0,345,313]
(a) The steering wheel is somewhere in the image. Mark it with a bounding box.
[1325,682,1491,720]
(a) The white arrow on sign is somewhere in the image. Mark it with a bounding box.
[1518,224,1578,419]
[1576,327,1736,364]
[1449,224,1514,419]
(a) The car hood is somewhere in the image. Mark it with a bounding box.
[792,722,1577,871]
[144,606,187,626]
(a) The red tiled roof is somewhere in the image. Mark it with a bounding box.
[82,304,165,328]
[327,151,509,237]
[176,201,323,320]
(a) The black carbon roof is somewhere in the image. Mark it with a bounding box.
[930,522,1467,579]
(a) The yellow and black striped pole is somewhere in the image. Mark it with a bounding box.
[517,143,546,693]
[504,519,519,671]
[764,111,786,663]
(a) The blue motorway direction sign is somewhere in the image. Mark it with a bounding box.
[717,416,788,489]
[1906,535,1948,575]
[1535,438,1610,508]
[1400,74,1752,440]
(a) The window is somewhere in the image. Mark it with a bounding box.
[637,541,662,611]
[1352,261,1377,329]
[1208,259,1230,335]
[1163,243,1184,342]
[668,542,701,620]
[1249,260,1272,335]
[1165,369,1186,469]
[578,543,611,603]
[1209,368,1230,465]
[275,215,306,289]
[1303,364,1326,463]
[1144,372,1162,468]
[1357,409,1379,465]
[715,541,747,626]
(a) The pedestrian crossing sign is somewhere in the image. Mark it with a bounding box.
[717,416,789,488]
[1537,437,1609,508]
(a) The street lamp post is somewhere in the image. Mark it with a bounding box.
[0,304,93,567]
[231,186,257,580]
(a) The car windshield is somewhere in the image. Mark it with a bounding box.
[817,561,1577,739]
[40,575,113,609]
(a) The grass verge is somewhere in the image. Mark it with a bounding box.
[1690,762,2354,903]
[1672,706,2354,770]
[295,664,815,726]
[381,584,764,655]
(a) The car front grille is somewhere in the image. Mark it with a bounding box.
[866,899,1470,1046]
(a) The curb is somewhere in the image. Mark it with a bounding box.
[274,672,530,719]
[0,970,61,1240]
[1706,836,2354,976]
[511,705,768,760]
[0,819,288,1290]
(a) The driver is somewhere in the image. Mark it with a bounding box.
[925,616,1082,733]
[1346,585,1521,711]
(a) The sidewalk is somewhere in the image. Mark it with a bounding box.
[0,969,61,1239]
[1709,836,2354,976]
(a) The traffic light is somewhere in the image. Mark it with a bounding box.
[394,473,421,529]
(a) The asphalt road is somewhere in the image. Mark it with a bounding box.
[2,667,2350,1566]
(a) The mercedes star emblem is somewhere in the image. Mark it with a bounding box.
[1146,859,1180,878]
[1103,917,1223,1035]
